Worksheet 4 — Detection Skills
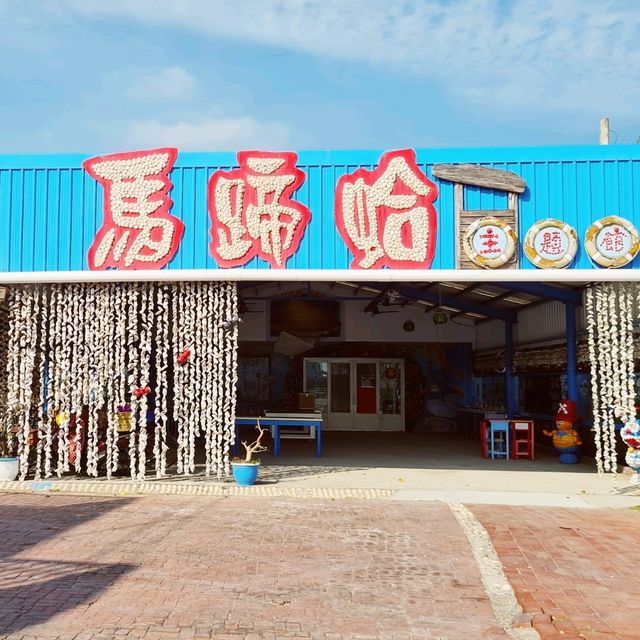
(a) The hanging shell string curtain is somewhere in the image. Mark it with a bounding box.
[3,282,238,481]
[585,282,638,473]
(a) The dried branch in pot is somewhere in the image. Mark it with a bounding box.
[240,421,268,464]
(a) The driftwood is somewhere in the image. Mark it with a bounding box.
[432,164,526,194]
[241,420,268,462]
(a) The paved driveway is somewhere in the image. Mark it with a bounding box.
[0,494,505,640]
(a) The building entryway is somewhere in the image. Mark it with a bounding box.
[304,358,404,431]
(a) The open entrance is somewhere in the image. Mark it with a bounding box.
[235,278,605,471]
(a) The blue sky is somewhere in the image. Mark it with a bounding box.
[1,0,639,154]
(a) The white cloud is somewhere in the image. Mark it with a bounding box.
[126,115,290,151]
[125,66,198,103]
[57,0,640,119]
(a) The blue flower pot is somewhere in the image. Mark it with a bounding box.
[231,462,259,486]
[557,446,580,464]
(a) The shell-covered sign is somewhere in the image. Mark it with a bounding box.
[524,219,578,269]
[463,217,517,268]
[334,149,438,269]
[584,216,640,268]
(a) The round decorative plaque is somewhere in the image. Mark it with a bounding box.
[463,217,517,269]
[584,216,640,268]
[524,218,578,269]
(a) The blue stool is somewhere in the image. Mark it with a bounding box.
[487,419,510,460]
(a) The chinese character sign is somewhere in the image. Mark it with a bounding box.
[84,148,184,270]
[464,217,516,268]
[524,220,578,269]
[476,226,503,256]
[208,151,312,268]
[597,225,630,257]
[334,149,438,269]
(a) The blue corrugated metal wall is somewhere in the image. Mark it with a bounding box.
[1,145,640,272]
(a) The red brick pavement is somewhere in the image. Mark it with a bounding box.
[471,505,640,640]
[0,494,506,640]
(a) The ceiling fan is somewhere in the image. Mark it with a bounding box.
[363,300,400,315]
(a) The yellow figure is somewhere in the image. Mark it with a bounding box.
[543,419,582,449]
[55,411,70,426]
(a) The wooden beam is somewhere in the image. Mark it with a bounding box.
[359,282,517,322]
[432,163,526,193]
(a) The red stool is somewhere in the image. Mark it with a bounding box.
[479,420,489,458]
[510,420,535,460]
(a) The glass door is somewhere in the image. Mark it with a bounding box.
[378,360,404,430]
[304,358,405,431]
[328,361,354,430]
[304,360,329,415]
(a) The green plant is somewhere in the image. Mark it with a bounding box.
[0,425,18,458]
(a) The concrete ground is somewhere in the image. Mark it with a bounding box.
[256,432,637,509]
[2,433,639,640]
[21,432,636,509]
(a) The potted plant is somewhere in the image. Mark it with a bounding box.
[231,421,268,486]
[0,424,19,481]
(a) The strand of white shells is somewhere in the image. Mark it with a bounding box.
[204,282,218,475]
[194,282,206,474]
[19,287,38,480]
[225,282,239,477]
[173,283,185,474]
[598,284,615,472]
[155,283,170,477]
[619,283,636,435]
[184,283,197,474]
[34,286,49,479]
[136,283,154,480]
[69,284,85,474]
[86,285,101,477]
[114,283,128,475]
[585,286,604,473]
[126,284,140,479]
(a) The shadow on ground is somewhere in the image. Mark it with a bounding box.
[0,497,135,637]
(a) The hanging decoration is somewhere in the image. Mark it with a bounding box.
[462,217,517,269]
[584,282,639,474]
[523,219,578,269]
[2,281,238,482]
[584,216,640,268]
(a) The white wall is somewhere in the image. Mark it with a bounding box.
[474,298,588,353]
[342,300,474,342]
[474,319,507,351]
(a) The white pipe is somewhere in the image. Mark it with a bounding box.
[1,268,640,284]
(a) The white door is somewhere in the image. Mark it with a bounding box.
[304,358,404,431]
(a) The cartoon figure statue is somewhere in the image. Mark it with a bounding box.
[543,399,582,463]
[620,415,640,484]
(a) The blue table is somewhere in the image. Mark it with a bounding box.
[235,414,323,457]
